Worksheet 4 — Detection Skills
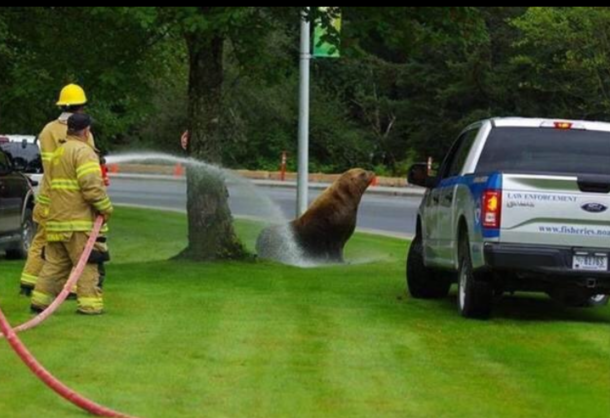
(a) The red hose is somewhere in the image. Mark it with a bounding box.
[0,216,138,417]
[0,306,137,418]
[0,217,104,340]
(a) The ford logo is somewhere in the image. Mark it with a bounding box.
[581,203,608,213]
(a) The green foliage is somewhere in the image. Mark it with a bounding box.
[0,7,180,148]
[3,8,609,174]
[217,65,372,173]
[511,7,610,119]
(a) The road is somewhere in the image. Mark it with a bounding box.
[108,178,422,238]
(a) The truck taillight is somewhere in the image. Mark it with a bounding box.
[482,190,502,229]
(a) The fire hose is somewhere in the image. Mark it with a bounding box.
[0,217,103,340]
[0,216,138,417]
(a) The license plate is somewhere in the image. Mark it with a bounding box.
[573,254,608,271]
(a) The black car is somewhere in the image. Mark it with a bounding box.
[0,148,36,259]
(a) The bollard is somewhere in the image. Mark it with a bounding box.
[280,151,287,182]
[173,163,184,178]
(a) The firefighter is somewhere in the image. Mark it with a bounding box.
[31,114,112,315]
[19,84,96,296]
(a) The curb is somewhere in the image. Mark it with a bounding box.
[109,173,426,198]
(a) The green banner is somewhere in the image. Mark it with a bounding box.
[313,7,341,58]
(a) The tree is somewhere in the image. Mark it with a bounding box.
[0,7,178,149]
[511,7,610,119]
[0,12,11,106]
[314,7,487,168]
[110,7,306,261]
[180,12,247,260]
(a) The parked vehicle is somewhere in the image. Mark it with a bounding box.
[0,135,42,192]
[0,147,36,259]
[407,117,610,319]
[0,135,37,145]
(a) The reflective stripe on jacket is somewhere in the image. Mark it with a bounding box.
[46,135,112,240]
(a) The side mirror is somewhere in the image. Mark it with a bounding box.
[408,163,438,189]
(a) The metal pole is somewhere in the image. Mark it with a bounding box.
[297,8,311,217]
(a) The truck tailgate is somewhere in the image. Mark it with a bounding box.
[501,174,610,248]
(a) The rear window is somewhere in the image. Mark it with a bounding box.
[0,143,42,173]
[476,127,610,176]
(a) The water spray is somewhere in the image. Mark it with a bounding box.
[106,152,314,266]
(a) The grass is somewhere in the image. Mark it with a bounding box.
[0,207,609,418]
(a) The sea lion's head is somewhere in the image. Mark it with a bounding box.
[338,168,376,197]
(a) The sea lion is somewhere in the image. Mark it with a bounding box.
[257,168,375,264]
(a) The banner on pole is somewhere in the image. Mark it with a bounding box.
[313,7,341,58]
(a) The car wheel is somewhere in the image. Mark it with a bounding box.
[458,236,493,319]
[6,208,35,260]
[406,234,451,299]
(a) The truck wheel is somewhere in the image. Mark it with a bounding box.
[406,235,451,299]
[6,208,35,260]
[458,236,493,319]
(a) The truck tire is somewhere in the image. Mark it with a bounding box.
[6,208,35,260]
[458,236,493,319]
[406,235,451,299]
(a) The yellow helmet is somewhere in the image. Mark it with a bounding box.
[56,84,88,107]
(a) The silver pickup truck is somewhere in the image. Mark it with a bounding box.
[407,117,610,319]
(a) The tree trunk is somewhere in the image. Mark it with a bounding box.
[178,31,248,261]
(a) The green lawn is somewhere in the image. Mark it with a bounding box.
[0,207,609,418]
